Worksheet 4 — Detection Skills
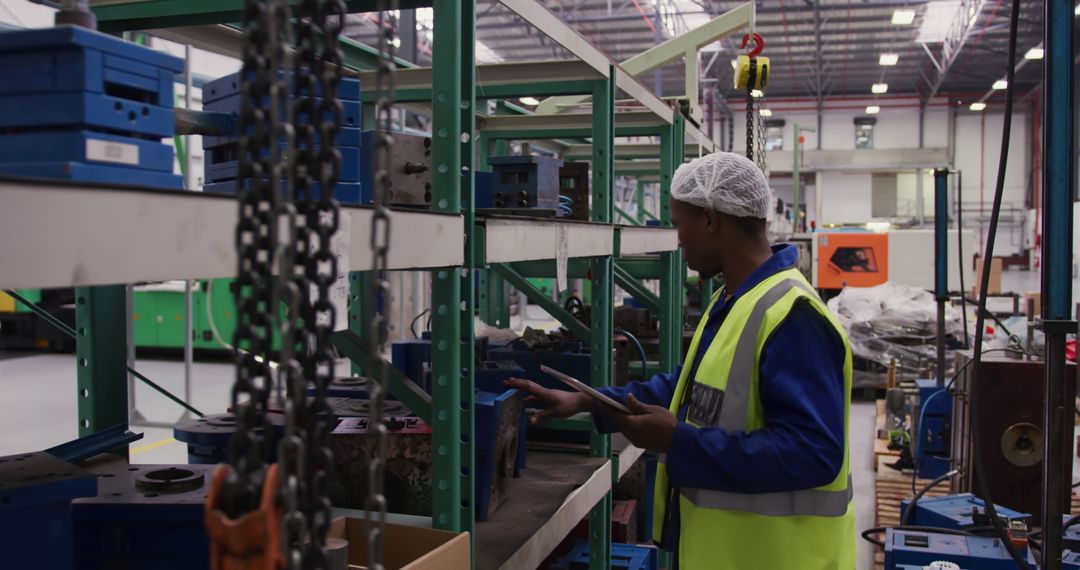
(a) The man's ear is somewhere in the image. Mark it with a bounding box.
[703,208,721,235]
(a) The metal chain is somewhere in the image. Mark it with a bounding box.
[744,82,754,163]
[756,91,769,180]
[223,0,289,520]
[367,1,398,568]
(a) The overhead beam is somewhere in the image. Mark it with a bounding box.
[92,0,431,31]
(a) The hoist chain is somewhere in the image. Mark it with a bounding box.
[756,92,769,180]
[727,110,735,153]
[744,83,754,164]
[224,0,290,520]
[367,2,398,569]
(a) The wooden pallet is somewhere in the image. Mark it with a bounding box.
[873,399,902,472]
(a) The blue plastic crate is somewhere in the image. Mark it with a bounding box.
[564,541,658,570]
[0,129,175,172]
[72,462,214,570]
[0,451,97,570]
[475,388,524,522]
[0,161,183,188]
[0,26,181,138]
[205,143,363,183]
[202,179,368,206]
[201,70,361,105]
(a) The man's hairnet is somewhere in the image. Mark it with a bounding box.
[670,152,774,219]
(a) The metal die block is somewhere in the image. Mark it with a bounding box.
[173,412,285,465]
[0,161,183,189]
[0,130,176,172]
[201,71,361,105]
[360,131,433,207]
[474,388,524,522]
[0,452,97,570]
[489,155,564,210]
[205,144,362,183]
[476,360,528,474]
[202,179,368,206]
[72,461,214,570]
[559,162,591,221]
[328,416,433,516]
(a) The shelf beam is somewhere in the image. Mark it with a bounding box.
[490,263,591,342]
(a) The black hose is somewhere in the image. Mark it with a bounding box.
[410,309,431,339]
[967,0,1027,566]
[616,328,649,379]
[956,169,969,348]
[901,469,958,526]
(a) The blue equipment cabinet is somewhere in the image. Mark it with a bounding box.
[0,452,97,570]
[916,378,952,479]
[0,26,184,188]
[900,493,1030,530]
[883,528,1025,570]
[72,461,214,570]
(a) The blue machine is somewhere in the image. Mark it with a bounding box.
[0,26,184,188]
[488,155,563,210]
[916,378,953,479]
[900,494,1030,531]
[173,412,285,464]
[884,528,1024,570]
[474,389,524,521]
[552,541,659,570]
[72,461,213,570]
[476,360,528,474]
[0,452,97,570]
[392,334,490,395]
[201,70,365,204]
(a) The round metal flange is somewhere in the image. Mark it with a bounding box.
[133,466,205,494]
[1000,422,1044,467]
[332,377,366,387]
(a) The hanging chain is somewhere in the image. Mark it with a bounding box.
[756,91,769,180]
[727,110,734,153]
[744,82,754,164]
[367,2,398,569]
[224,0,289,520]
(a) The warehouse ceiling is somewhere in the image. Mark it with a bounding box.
[345,1,1048,107]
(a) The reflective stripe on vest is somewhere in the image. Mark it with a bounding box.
[680,277,851,518]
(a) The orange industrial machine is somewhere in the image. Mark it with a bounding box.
[815,232,888,290]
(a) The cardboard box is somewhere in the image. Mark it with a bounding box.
[330,517,470,570]
[971,256,1003,297]
[1026,291,1041,317]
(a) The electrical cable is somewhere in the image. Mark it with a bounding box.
[410,308,431,339]
[205,280,279,371]
[615,327,649,379]
[956,169,969,348]
[901,469,959,526]
[961,295,1018,339]
[860,525,986,548]
[966,0,1027,565]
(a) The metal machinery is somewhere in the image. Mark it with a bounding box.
[809,229,975,292]
[950,351,1077,520]
[0,0,745,568]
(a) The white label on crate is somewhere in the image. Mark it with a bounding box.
[556,225,569,295]
[309,210,351,331]
[86,139,140,166]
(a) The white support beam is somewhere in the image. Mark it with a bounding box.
[497,0,612,76]
[535,2,755,115]
[482,217,613,263]
[478,110,668,133]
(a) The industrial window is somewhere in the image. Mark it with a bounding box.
[871,173,898,217]
[855,117,876,149]
[764,119,785,151]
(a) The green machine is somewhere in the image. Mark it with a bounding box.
[133,279,280,350]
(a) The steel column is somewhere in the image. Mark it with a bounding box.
[1040,0,1077,567]
[75,286,129,442]
[933,169,949,386]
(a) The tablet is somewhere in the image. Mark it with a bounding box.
[540,364,631,414]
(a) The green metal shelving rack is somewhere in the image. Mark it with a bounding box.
[0,1,727,568]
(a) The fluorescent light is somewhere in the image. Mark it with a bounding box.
[892,9,916,24]
[759,109,773,117]
[866,222,892,231]
[992,79,1007,90]
[866,105,881,114]
[1075,3,1080,15]
[751,89,764,98]
[1025,47,1044,60]
[879,53,899,66]
[518,97,540,106]
[970,102,987,111]
[871,83,889,94]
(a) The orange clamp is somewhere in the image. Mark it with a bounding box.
[205,463,283,570]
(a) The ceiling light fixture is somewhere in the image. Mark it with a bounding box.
[892,9,916,24]
[759,109,773,117]
[970,102,987,111]
[992,79,1007,90]
[751,89,764,98]
[866,105,881,114]
[879,53,899,66]
[1025,47,1044,60]
[519,97,540,105]
[872,83,889,94]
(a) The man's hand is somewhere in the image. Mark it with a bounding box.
[504,378,592,424]
[613,394,677,453]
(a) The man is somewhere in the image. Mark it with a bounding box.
[507,152,855,569]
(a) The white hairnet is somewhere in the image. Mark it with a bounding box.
[671,152,774,219]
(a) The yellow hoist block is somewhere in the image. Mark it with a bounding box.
[734,55,770,91]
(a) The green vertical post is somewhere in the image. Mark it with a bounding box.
[588,72,614,570]
[658,119,680,372]
[458,0,478,536]
[75,286,128,439]
[430,0,471,534]
[348,271,373,376]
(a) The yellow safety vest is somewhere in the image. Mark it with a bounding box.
[652,267,855,569]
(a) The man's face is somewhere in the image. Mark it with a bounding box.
[669,197,713,274]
